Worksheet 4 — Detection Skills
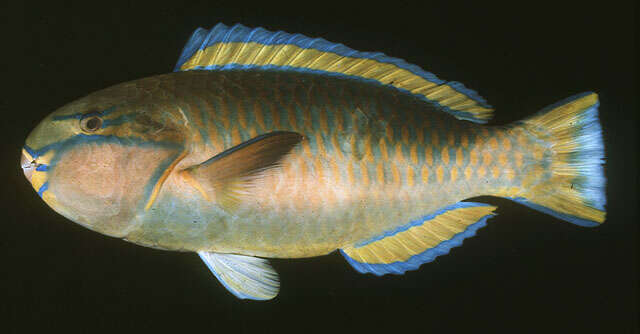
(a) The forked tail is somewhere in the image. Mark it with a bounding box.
[511,92,606,226]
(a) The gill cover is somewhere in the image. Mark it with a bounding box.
[23,89,187,236]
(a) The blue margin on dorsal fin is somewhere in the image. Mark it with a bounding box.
[173,23,449,85]
[173,23,493,123]
[447,81,492,109]
[175,27,210,72]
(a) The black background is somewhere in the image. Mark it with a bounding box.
[2,1,636,333]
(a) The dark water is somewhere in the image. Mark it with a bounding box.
[3,1,636,333]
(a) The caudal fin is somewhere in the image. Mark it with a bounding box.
[512,92,606,227]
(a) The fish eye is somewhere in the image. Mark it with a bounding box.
[80,115,102,132]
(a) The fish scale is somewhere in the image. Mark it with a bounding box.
[124,69,537,256]
[22,23,605,299]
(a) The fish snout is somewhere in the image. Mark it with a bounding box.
[21,149,36,183]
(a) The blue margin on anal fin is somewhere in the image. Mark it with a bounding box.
[341,202,495,276]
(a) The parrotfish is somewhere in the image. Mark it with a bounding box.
[21,23,606,300]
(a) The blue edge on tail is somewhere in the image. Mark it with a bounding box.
[176,25,606,276]
[510,92,606,228]
[341,92,606,276]
[340,202,494,276]
[507,198,599,228]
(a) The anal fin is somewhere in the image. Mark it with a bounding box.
[198,251,280,300]
[340,202,496,276]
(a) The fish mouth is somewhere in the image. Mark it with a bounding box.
[21,145,57,204]
[21,147,48,184]
[21,149,36,183]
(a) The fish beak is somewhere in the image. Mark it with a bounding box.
[21,149,35,183]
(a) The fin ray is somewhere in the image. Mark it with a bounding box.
[181,131,303,210]
[198,251,279,300]
[341,202,496,276]
[175,23,493,123]
[511,92,606,226]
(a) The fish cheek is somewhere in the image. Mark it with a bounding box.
[49,143,168,237]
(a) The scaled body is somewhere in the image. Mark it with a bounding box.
[21,23,606,300]
[101,70,520,256]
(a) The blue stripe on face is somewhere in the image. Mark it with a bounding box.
[52,107,117,122]
[101,112,137,128]
[24,145,38,159]
[37,182,49,197]
[31,133,183,160]
[25,134,183,201]
[52,114,83,121]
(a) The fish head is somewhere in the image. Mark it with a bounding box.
[21,81,186,237]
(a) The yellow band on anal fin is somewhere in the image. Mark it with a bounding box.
[341,202,496,276]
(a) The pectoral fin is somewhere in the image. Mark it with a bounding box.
[181,131,303,210]
[198,251,280,300]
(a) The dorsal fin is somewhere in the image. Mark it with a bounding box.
[175,23,494,123]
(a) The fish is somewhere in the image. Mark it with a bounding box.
[21,23,606,300]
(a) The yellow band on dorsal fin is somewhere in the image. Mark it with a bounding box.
[175,23,494,123]
[340,202,496,276]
